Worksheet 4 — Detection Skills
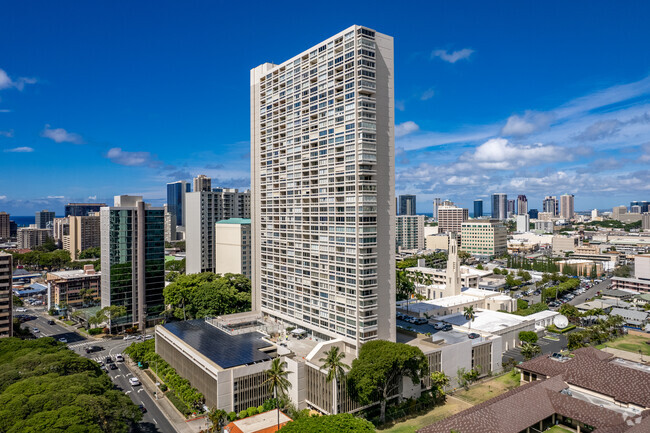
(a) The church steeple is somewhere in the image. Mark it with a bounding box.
[446,232,462,296]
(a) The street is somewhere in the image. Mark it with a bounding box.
[16,306,177,433]
[568,278,611,306]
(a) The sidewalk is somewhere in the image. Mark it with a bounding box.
[129,359,209,433]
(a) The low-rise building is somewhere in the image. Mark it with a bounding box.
[551,235,579,255]
[17,227,51,249]
[611,277,650,294]
[425,234,448,251]
[46,265,100,309]
[460,219,507,258]
[609,307,648,328]
[396,215,425,251]
[556,259,603,277]
[224,410,292,433]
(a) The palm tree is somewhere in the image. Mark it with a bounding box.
[264,357,291,430]
[208,408,227,432]
[319,346,350,414]
[463,306,476,330]
[521,342,541,361]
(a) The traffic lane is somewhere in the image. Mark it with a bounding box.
[108,362,175,433]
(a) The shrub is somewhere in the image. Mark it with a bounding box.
[238,410,248,419]
[519,331,538,344]
[88,328,103,335]
[159,383,168,392]
[257,405,264,414]
[247,406,258,417]
[228,412,237,421]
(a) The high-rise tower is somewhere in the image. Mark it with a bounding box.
[251,25,395,349]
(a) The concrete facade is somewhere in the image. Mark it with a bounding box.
[214,218,251,279]
[0,252,12,338]
[438,206,469,233]
[251,25,396,350]
[64,214,101,260]
[396,214,425,251]
[460,219,507,257]
[17,227,50,249]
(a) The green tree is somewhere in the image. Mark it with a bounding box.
[319,346,350,414]
[463,306,476,330]
[347,340,428,424]
[165,258,186,273]
[558,303,580,319]
[35,236,58,252]
[458,250,471,264]
[78,247,101,259]
[264,358,292,430]
[95,305,127,331]
[518,331,538,344]
[429,371,450,401]
[279,413,375,432]
[567,332,587,350]
[520,342,541,361]
[208,408,228,432]
[613,265,631,277]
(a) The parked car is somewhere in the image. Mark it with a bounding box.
[32,327,39,333]
[468,333,480,339]
[413,318,428,325]
[58,337,68,343]
[123,335,136,340]
[129,377,141,386]
[442,324,453,331]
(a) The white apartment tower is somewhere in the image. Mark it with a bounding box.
[251,26,395,350]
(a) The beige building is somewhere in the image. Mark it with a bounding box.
[438,206,469,233]
[52,217,69,247]
[551,235,579,255]
[251,25,396,349]
[396,215,425,251]
[46,265,101,308]
[460,219,507,257]
[193,174,212,192]
[63,214,100,260]
[612,205,627,220]
[557,259,603,277]
[426,234,448,251]
[17,227,50,249]
[560,194,574,219]
[214,218,251,279]
[0,212,10,240]
[0,252,12,338]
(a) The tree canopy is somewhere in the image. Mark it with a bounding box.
[78,247,101,259]
[279,414,375,433]
[347,340,428,424]
[163,272,251,320]
[0,338,141,433]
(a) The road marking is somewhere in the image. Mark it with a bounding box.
[137,389,144,393]
[141,401,145,405]
[114,375,122,379]
[126,372,133,376]
[125,391,132,395]
[152,418,157,425]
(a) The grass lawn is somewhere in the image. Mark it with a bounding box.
[599,333,650,356]
[379,371,521,433]
[378,397,472,433]
[454,370,521,405]
[546,426,573,433]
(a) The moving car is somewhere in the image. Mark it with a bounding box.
[47,320,55,325]
[115,354,124,362]
[109,363,118,370]
[413,318,428,325]
[139,404,147,413]
[85,345,104,354]
[105,356,113,364]
[16,308,27,313]
[433,322,444,330]
[129,377,141,386]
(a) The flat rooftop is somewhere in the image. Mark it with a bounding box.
[162,320,274,369]
[49,269,100,279]
[439,309,530,333]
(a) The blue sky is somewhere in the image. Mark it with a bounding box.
[1,1,649,215]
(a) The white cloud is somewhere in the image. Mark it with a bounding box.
[88,195,97,200]
[396,100,405,111]
[431,48,474,63]
[395,121,420,138]
[0,195,6,200]
[0,68,37,91]
[46,196,65,199]
[460,138,562,170]
[0,109,11,113]
[575,119,623,142]
[0,129,14,138]
[420,88,435,101]
[106,147,158,167]
[4,146,33,153]
[501,111,554,136]
[41,124,85,144]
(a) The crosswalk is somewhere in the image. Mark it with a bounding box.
[68,341,94,349]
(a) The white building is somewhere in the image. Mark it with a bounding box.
[251,25,396,350]
[214,218,251,279]
[396,214,425,251]
[516,214,530,233]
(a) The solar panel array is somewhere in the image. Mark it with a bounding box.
[163,320,273,369]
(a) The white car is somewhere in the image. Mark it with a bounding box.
[16,308,27,313]
[115,354,124,362]
[58,337,68,343]
[32,327,40,333]
[123,335,136,340]
[129,377,141,386]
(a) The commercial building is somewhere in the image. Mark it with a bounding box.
[186,188,251,274]
[0,212,9,240]
[516,214,529,233]
[65,203,106,217]
[166,180,191,227]
[560,194,575,219]
[432,198,441,221]
[631,205,642,213]
[631,200,650,213]
[425,234,448,251]
[100,195,165,329]
[420,347,650,433]
[46,265,100,309]
[507,199,516,217]
[251,25,396,349]
[528,208,538,219]
[52,217,68,247]
[517,194,528,215]
[437,205,469,233]
[396,215,425,251]
[491,193,507,220]
[551,235,579,254]
[193,174,212,192]
[473,199,483,218]
[35,209,55,229]
[460,219,507,257]
[214,218,252,279]
[0,252,12,338]
[557,259,603,277]
[17,227,50,249]
[163,204,177,242]
[543,196,558,216]
[398,194,416,215]
[612,205,627,220]
[64,214,101,260]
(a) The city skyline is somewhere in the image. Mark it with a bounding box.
[2,1,650,214]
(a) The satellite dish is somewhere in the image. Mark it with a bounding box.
[553,315,569,329]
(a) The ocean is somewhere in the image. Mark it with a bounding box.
[11,216,62,227]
